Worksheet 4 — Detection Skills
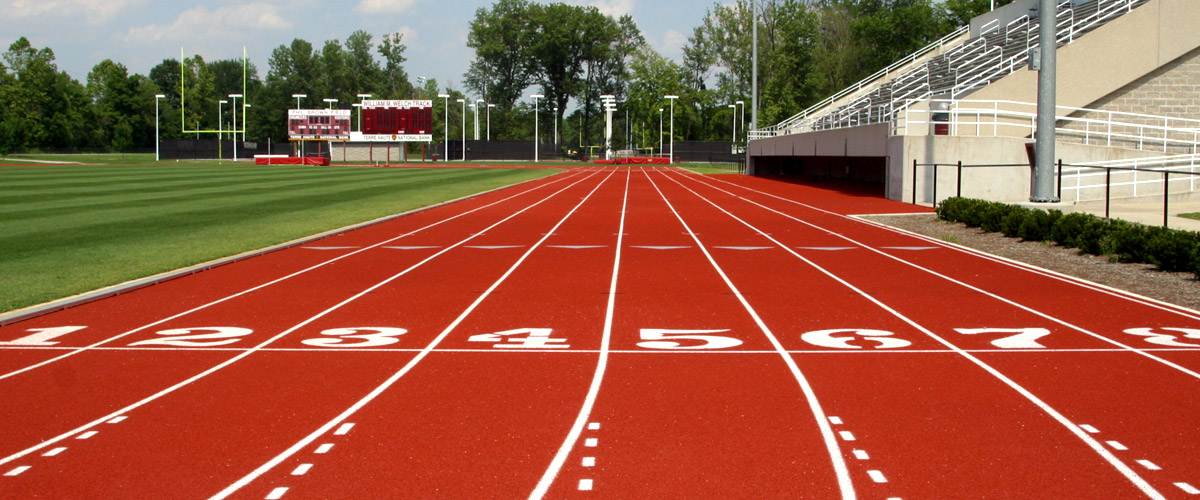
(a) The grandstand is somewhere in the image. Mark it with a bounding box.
[748,0,1200,206]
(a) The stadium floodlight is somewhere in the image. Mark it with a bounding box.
[229,94,242,160]
[439,94,451,161]
[664,95,679,164]
[729,104,737,144]
[659,108,664,157]
[457,98,466,161]
[353,103,363,132]
[600,95,617,160]
[292,94,307,109]
[154,94,166,162]
[475,99,484,141]
[530,95,544,162]
[324,98,338,110]
[487,103,496,141]
[553,106,559,145]
[357,93,372,101]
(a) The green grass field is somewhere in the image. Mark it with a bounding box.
[0,162,555,313]
[1182,212,1200,222]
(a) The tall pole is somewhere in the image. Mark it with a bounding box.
[457,99,466,161]
[356,94,372,134]
[475,99,484,140]
[242,103,250,142]
[736,100,745,144]
[229,94,242,160]
[729,104,737,145]
[293,94,306,110]
[218,99,227,162]
[531,94,544,162]
[154,94,165,162]
[439,94,450,161]
[553,106,559,146]
[488,104,495,141]
[1032,0,1059,202]
[659,108,664,157]
[751,0,758,133]
[665,96,678,163]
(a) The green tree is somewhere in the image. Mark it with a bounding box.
[944,0,1015,26]
[378,32,412,99]
[465,0,537,109]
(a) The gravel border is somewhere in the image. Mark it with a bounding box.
[862,213,1200,312]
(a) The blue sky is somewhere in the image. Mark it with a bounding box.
[0,0,712,93]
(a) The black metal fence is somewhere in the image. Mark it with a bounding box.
[440,140,559,162]
[159,139,284,160]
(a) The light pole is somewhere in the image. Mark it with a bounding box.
[553,106,559,146]
[292,93,306,110]
[356,94,372,133]
[353,104,363,132]
[600,95,616,160]
[242,103,251,142]
[438,93,450,161]
[664,95,678,163]
[475,99,484,140]
[729,104,737,145]
[218,99,227,140]
[154,94,165,162]
[457,98,466,161]
[530,94,544,162]
[659,108,664,157]
[487,103,495,141]
[735,100,745,145]
[324,98,338,110]
[229,94,242,160]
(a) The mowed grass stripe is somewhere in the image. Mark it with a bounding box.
[0,164,335,191]
[0,165,554,313]
[0,168,454,219]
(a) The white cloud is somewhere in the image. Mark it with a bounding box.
[125,4,291,43]
[355,0,423,15]
[7,0,138,24]
[650,29,688,59]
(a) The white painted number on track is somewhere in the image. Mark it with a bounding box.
[1124,327,1200,348]
[800,329,911,350]
[637,329,743,350]
[954,328,1052,349]
[128,327,254,348]
[468,328,569,349]
[0,326,88,346]
[300,328,407,348]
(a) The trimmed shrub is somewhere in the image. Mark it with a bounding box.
[1052,212,1091,247]
[1147,230,1200,273]
[999,206,1031,238]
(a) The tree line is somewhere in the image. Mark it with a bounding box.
[0,0,1008,155]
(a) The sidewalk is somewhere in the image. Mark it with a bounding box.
[1074,200,1200,232]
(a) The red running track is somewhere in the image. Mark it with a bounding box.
[1,166,1198,499]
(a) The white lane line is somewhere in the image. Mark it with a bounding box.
[383,246,443,250]
[266,487,288,499]
[578,479,594,491]
[530,170,630,500]
[712,246,772,251]
[213,171,616,500]
[1176,482,1200,495]
[880,247,937,251]
[4,466,31,476]
[76,431,98,440]
[853,450,870,460]
[1107,441,1128,451]
[465,245,525,249]
[643,170,856,500]
[314,444,334,454]
[838,431,856,442]
[1136,460,1161,471]
[0,173,601,471]
[798,247,855,251]
[584,438,598,448]
[582,457,596,467]
[547,245,607,249]
[334,423,354,436]
[630,245,689,250]
[291,464,313,476]
[302,247,360,250]
[587,423,601,431]
[43,447,67,457]
[829,416,843,425]
[1080,424,1100,434]
[661,170,1167,500]
[107,416,127,424]
[867,470,888,483]
[0,170,580,386]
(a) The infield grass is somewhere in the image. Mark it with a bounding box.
[0,162,555,313]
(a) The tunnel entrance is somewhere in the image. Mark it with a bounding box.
[751,156,887,197]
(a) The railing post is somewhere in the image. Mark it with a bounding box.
[933,164,939,207]
[1057,159,1063,200]
[1105,168,1111,219]
[1163,171,1169,228]
[957,161,963,198]
[912,159,918,204]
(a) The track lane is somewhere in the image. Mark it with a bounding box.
[654,169,1171,499]
[538,169,850,499]
[0,171,602,486]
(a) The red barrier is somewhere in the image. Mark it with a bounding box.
[593,157,670,165]
[254,156,330,166]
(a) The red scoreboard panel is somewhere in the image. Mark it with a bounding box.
[361,100,433,135]
[287,109,351,140]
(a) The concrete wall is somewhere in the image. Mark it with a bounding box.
[323,142,433,163]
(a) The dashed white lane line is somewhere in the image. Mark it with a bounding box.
[76,431,98,440]
[867,470,888,483]
[42,448,67,457]
[334,423,354,436]
[107,416,127,424]
[838,431,856,442]
[578,479,594,491]
[1136,460,1161,471]
[1080,424,1100,434]
[314,443,334,454]
[582,457,596,467]
[291,464,313,476]
[4,466,30,476]
[587,422,601,431]
[828,416,843,425]
[1107,441,1128,451]
[852,450,870,460]
[1177,482,1200,495]
[265,486,288,499]
[584,438,598,448]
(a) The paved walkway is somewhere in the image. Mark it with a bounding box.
[1074,200,1200,232]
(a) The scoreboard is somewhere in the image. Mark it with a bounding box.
[288,109,352,140]
[359,100,433,142]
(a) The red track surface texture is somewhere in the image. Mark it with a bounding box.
[2,167,1199,499]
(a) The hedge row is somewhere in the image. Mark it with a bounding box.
[936,197,1200,277]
